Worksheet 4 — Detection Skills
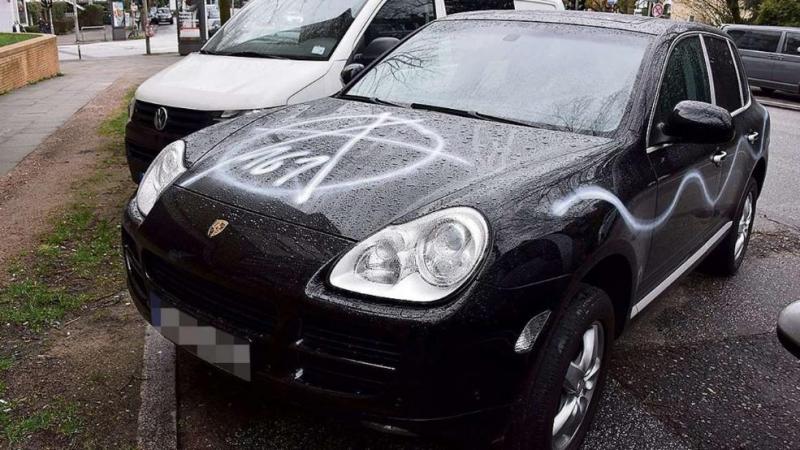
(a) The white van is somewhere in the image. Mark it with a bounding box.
[126,0,564,181]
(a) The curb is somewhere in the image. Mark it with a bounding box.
[755,97,800,112]
[137,325,178,450]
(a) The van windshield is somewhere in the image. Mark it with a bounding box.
[202,0,369,60]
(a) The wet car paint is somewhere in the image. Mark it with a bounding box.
[122,12,771,440]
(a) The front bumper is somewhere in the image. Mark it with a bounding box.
[122,188,555,437]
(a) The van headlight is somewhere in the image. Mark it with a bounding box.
[135,140,186,217]
[329,207,489,303]
[128,97,136,123]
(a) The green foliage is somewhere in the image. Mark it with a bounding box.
[26,1,42,22]
[756,0,800,26]
[78,4,106,27]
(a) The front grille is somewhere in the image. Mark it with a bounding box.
[133,101,221,135]
[296,321,402,395]
[126,141,156,162]
[144,253,276,335]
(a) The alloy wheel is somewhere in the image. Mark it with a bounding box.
[735,192,754,261]
[552,322,604,450]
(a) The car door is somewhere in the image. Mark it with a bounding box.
[726,28,783,87]
[774,32,800,93]
[644,35,722,282]
[703,35,757,225]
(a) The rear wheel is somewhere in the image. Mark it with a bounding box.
[701,178,758,276]
[506,285,614,450]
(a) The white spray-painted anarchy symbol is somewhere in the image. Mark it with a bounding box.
[182,112,469,204]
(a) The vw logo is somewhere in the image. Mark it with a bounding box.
[154,107,168,131]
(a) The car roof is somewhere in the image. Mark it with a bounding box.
[440,11,723,37]
[722,24,800,32]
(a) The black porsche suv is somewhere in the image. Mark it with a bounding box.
[122,12,769,449]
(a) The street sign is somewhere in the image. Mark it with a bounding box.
[652,2,664,17]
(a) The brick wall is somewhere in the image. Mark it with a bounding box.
[0,35,60,94]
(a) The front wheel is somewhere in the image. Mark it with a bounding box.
[506,284,614,450]
[701,178,758,276]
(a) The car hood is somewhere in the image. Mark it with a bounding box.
[135,53,332,111]
[177,98,613,241]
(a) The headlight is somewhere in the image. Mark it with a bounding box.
[135,140,186,216]
[128,97,136,123]
[329,207,489,303]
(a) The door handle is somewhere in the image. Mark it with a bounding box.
[711,151,728,166]
[747,131,760,144]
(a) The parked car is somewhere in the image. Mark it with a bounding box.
[723,24,800,95]
[515,0,565,9]
[123,11,769,448]
[125,0,561,182]
[779,301,800,359]
[152,7,174,24]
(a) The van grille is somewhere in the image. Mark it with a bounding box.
[132,101,222,135]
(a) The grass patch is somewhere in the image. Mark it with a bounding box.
[2,401,82,444]
[98,90,134,140]
[0,33,36,48]
[0,88,135,331]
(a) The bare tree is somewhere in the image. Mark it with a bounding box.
[681,0,754,25]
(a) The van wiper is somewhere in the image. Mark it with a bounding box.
[340,94,407,108]
[217,51,290,59]
[409,103,536,128]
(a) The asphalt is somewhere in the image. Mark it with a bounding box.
[162,101,800,449]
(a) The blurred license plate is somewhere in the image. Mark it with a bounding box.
[150,293,251,381]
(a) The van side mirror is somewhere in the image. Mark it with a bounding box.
[661,100,734,145]
[778,301,800,359]
[341,63,365,84]
[355,37,400,66]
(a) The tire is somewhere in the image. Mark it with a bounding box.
[760,87,775,95]
[700,178,758,276]
[505,284,614,450]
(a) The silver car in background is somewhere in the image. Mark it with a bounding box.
[724,24,800,95]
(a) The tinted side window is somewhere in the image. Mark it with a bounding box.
[729,40,751,106]
[363,0,436,43]
[705,36,742,112]
[444,0,514,14]
[653,36,712,129]
[727,29,781,53]
[783,33,800,56]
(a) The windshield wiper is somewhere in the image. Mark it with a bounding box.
[409,103,536,128]
[217,51,290,59]
[340,95,407,108]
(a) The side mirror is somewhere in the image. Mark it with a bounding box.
[341,63,365,84]
[778,301,800,359]
[355,37,400,66]
[661,100,734,145]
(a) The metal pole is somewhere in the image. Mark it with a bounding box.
[142,0,151,54]
[48,7,54,34]
[72,0,81,60]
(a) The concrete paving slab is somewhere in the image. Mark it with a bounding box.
[0,54,179,177]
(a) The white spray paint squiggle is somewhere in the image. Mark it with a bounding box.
[182,112,467,204]
[551,115,766,232]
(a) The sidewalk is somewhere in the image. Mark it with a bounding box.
[58,23,179,60]
[0,54,179,176]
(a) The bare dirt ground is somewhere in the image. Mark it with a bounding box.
[0,79,130,277]
[0,77,150,448]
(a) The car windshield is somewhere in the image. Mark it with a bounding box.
[345,20,652,135]
[202,0,369,60]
